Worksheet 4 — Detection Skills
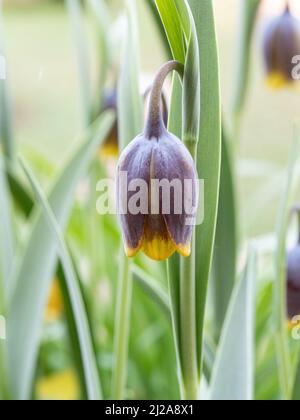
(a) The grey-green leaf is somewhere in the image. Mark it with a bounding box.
[0,158,13,301]
[7,113,113,400]
[210,248,256,401]
[21,160,102,400]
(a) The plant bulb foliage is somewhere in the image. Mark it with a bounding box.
[116,61,198,261]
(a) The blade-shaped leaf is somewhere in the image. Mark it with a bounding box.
[0,0,14,160]
[274,132,300,400]
[111,0,143,400]
[21,160,102,400]
[87,0,110,110]
[0,158,13,300]
[117,0,143,150]
[231,0,261,124]
[5,164,34,217]
[210,248,256,401]
[212,129,237,336]
[292,353,300,400]
[67,0,91,127]
[0,157,12,400]
[143,0,172,59]
[7,112,113,400]
[154,0,186,63]
[188,0,222,377]
[132,264,170,320]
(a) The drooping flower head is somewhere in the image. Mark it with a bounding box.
[99,89,169,159]
[287,246,300,320]
[263,4,300,89]
[99,90,119,158]
[116,61,198,261]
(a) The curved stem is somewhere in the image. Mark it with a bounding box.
[145,60,184,138]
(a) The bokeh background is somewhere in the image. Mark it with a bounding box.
[1,0,300,400]
[3,0,300,237]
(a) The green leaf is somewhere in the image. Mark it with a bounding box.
[5,164,34,217]
[21,160,102,400]
[0,157,12,400]
[0,0,14,160]
[143,0,172,59]
[87,0,110,111]
[231,0,261,126]
[210,248,257,400]
[273,131,300,400]
[111,0,143,400]
[188,0,222,377]
[154,0,186,63]
[117,0,143,150]
[67,0,92,127]
[132,264,170,320]
[0,158,13,301]
[292,353,300,400]
[180,0,200,150]
[212,128,237,336]
[7,112,113,400]
[167,75,183,379]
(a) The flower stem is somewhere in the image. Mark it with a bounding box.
[111,250,132,399]
[180,235,198,400]
[179,140,198,400]
[145,60,184,138]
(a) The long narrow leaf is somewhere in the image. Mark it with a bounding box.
[0,0,14,160]
[274,132,300,400]
[132,265,170,320]
[87,0,110,110]
[6,164,34,217]
[292,353,300,400]
[21,161,102,400]
[188,0,222,377]
[7,113,113,400]
[210,248,256,400]
[143,0,172,59]
[231,0,261,126]
[154,0,186,63]
[0,158,13,300]
[67,0,91,127]
[117,0,143,150]
[212,129,237,336]
[111,0,143,399]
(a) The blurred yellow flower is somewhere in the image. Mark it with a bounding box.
[36,370,79,401]
[45,280,63,322]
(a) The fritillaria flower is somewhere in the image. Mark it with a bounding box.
[99,90,119,158]
[263,4,300,88]
[287,245,300,320]
[116,61,198,261]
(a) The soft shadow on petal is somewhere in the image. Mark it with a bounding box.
[117,136,153,253]
[150,132,198,254]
